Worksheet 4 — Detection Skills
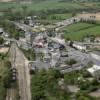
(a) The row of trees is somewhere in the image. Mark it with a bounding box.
[0,59,12,100]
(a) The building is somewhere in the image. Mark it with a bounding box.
[87,65,100,80]
[0,45,9,53]
[73,42,86,51]
[19,38,31,50]
[50,51,60,67]
[51,37,65,46]
[78,12,100,21]
[3,32,9,38]
[35,42,44,48]
[95,37,100,42]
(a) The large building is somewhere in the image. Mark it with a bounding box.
[78,12,100,21]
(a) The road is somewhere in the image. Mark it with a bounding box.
[10,43,31,100]
[12,16,80,33]
[55,17,80,28]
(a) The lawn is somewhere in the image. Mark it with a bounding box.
[63,22,100,40]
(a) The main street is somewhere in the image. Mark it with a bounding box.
[10,43,31,100]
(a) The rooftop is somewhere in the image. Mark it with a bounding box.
[87,65,100,73]
[92,51,100,56]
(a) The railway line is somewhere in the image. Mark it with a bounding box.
[6,43,31,100]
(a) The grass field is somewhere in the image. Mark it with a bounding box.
[63,22,100,40]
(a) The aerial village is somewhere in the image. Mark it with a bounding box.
[0,1,100,100]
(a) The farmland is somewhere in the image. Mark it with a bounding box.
[0,1,87,11]
[63,22,100,40]
[0,0,100,11]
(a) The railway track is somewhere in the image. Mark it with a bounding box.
[10,43,31,100]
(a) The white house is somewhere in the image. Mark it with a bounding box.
[73,42,86,51]
[51,37,65,45]
[87,65,100,79]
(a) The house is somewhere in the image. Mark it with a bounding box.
[0,46,9,53]
[3,32,9,38]
[73,42,86,51]
[95,37,100,42]
[84,37,91,43]
[35,42,44,48]
[77,12,100,21]
[87,65,100,80]
[51,37,65,45]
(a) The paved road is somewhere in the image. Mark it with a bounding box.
[10,43,31,100]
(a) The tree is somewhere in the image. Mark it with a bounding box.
[3,69,11,88]
[65,59,77,66]
[31,69,70,100]
[72,12,76,17]
[22,5,28,17]
[31,69,47,100]
[75,91,96,100]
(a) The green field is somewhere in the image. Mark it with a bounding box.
[63,22,100,40]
